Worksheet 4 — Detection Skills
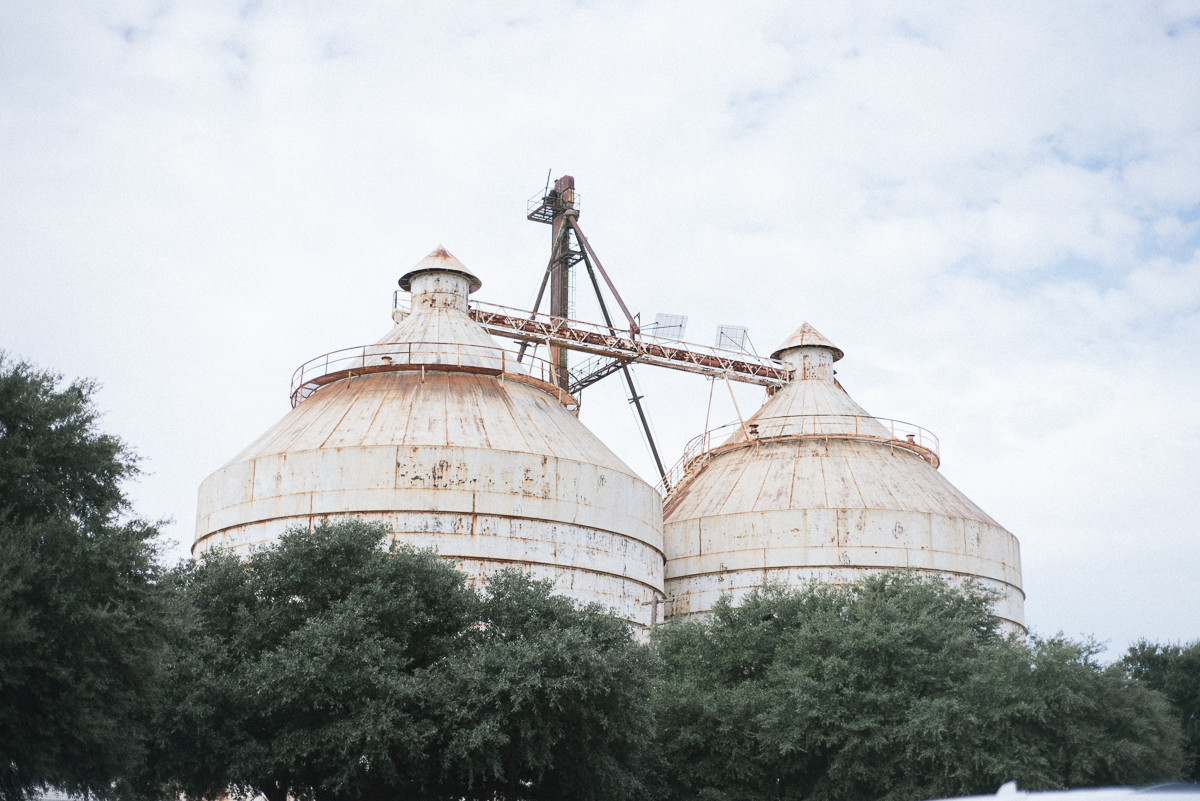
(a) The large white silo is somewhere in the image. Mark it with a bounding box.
[195,247,665,630]
[661,323,1025,630]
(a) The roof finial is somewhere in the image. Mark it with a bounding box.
[770,322,844,362]
[398,246,482,293]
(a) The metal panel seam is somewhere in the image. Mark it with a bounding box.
[196,511,667,558]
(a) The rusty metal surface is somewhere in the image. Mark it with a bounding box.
[197,371,665,628]
[399,247,482,293]
[196,250,665,631]
[466,300,793,388]
[566,354,628,393]
[657,414,941,496]
[770,322,845,362]
[391,290,793,390]
[300,271,583,409]
[667,567,1024,630]
[661,326,1025,630]
[527,175,579,224]
[289,342,579,411]
[548,198,578,387]
[566,213,639,334]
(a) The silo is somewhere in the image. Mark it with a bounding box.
[661,323,1024,629]
[195,247,665,630]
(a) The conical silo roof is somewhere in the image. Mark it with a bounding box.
[722,323,888,444]
[398,245,482,292]
[770,322,844,362]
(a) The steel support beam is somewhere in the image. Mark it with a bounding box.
[575,234,669,487]
[469,302,793,389]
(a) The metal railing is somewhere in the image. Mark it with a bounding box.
[466,300,793,388]
[527,189,580,223]
[392,291,411,322]
[386,291,792,388]
[656,414,941,496]
[289,341,577,408]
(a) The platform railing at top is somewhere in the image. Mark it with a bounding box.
[655,414,941,496]
[289,341,576,408]
[527,189,580,221]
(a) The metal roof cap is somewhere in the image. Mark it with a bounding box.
[770,322,844,362]
[398,246,482,293]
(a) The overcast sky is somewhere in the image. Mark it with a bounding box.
[3,1,1198,653]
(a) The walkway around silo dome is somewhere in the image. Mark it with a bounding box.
[290,341,581,412]
[657,414,941,497]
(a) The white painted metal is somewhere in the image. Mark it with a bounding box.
[196,247,665,630]
[372,264,513,372]
[662,324,1025,630]
[769,321,845,362]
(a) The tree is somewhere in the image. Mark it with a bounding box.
[432,570,658,801]
[1010,636,1182,789]
[652,573,1184,801]
[1122,640,1200,780]
[152,519,657,801]
[0,355,168,801]
[149,520,476,801]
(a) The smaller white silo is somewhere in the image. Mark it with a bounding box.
[662,323,1025,630]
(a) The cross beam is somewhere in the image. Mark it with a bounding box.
[467,301,793,391]
[567,356,628,395]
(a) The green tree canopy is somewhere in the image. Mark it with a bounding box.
[0,356,133,526]
[652,573,1184,801]
[434,569,657,801]
[151,520,656,801]
[0,354,168,801]
[1122,639,1200,781]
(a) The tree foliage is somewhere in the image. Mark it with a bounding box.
[150,520,656,801]
[433,569,657,801]
[652,573,1184,801]
[0,355,168,801]
[1121,639,1200,781]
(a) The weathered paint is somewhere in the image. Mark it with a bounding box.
[196,248,665,630]
[662,324,1025,630]
[769,322,845,362]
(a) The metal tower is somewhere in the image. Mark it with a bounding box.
[525,175,668,484]
[527,175,584,386]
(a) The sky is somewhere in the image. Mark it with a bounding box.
[2,0,1198,654]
